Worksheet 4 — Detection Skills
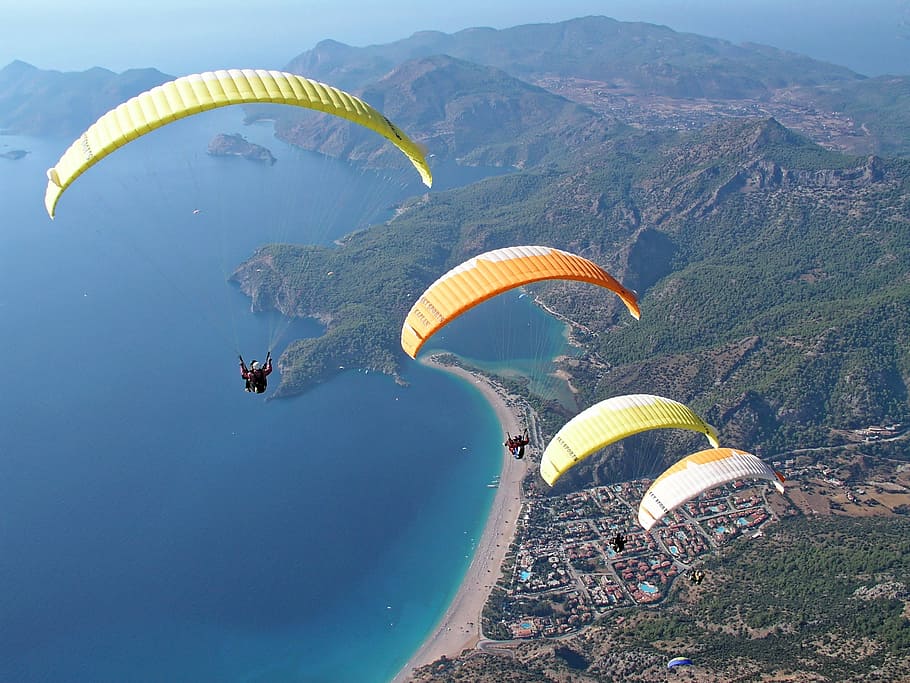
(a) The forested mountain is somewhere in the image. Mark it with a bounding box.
[231,115,910,480]
[265,53,620,170]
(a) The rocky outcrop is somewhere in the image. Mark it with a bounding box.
[229,250,297,314]
[717,389,777,447]
[207,133,276,164]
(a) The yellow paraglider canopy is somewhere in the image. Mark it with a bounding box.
[540,394,718,486]
[45,69,433,218]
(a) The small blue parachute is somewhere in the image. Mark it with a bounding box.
[668,656,693,669]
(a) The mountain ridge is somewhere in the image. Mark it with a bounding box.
[0,60,172,136]
[228,115,910,477]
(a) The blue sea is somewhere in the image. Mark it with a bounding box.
[0,111,568,682]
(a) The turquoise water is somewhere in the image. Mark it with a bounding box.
[422,289,577,409]
[638,582,658,595]
[0,114,542,682]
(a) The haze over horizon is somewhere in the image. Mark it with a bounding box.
[4,0,909,78]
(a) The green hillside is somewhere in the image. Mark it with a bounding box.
[233,116,910,477]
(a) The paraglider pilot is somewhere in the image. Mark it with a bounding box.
[504,430,530,459]
[610,532,626,553]
[240,352,272,393]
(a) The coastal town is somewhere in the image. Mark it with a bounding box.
[478,421,910,644]
[488,477,778,640]
[401,387,910,683]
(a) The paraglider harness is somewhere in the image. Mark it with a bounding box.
[689,569,705,585]
[240,352,271,394]
[504,429,530,459]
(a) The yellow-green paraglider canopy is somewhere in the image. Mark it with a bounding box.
[540,394,718,486]
[45,68,433,218]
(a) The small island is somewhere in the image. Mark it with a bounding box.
[207,133,276,165]
[0,149,28,160]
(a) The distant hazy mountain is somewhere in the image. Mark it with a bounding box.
[1,15,908,161]
[286,15,861,96]
[0,60,172,137]
[264,53,622,168]
[281,15,909,159]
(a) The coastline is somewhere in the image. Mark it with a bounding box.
[392,356,530,682]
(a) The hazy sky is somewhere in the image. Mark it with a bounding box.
[3,0,908,77]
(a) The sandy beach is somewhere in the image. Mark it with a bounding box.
[391,356,531,682]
